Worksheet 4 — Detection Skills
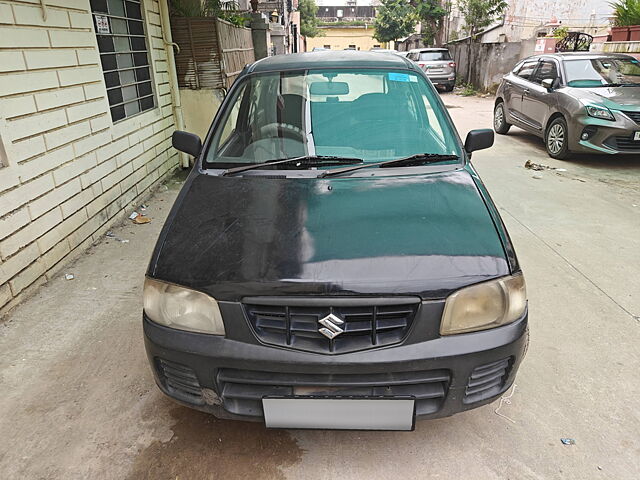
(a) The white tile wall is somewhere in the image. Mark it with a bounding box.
[0,0,179,311]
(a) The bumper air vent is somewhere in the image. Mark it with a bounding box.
[156,358,203,405]
[464,357,512,404]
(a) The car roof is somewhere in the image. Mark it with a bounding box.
[529,52,635,61]
[408,48,449,53]
[246,51,415,74]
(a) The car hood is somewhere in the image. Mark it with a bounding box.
[151,169,509,301]
[567,86,640,110]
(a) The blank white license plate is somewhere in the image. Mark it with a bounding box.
[634,131,640,141]
[263,398,415,430]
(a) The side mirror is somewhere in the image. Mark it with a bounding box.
[464,129,494,153]
[172,130,202,157]
[541,78,554,91]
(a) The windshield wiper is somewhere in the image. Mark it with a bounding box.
[601,83,640,87]
[318,153,460,178]
[221,156,363,176]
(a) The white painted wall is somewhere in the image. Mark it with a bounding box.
[448,0,614,42]
[0,0,179,312]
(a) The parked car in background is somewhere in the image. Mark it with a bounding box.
[370,48,397,54]
[407,48,456,91]
[395,51,410,58]
[144,51,528,431]
[495,53,640,159]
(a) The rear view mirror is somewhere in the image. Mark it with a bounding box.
[172,130,202,157]
[541,78,554,90]
[310,81,350,95]
[464,129,494,153]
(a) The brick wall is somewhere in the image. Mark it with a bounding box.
[0,0,179,312]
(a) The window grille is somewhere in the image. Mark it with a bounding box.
[90,0,155,122]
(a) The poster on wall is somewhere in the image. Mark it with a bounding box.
[95,15,110,34]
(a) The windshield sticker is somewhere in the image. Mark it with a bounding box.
[388,73,418,83]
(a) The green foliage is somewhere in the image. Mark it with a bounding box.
[169,0,249,26]
[413,0,446,45]
[457,0,507,39]
[551,26,570,39]
[374,0,418,43]
[457,82,477,96]
[610,0,640,26]
[299,0,324,37]
[221,11,250,26]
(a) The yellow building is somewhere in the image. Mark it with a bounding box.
[305,25,389,51]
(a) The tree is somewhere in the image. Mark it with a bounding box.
[413,0,446,46]
[374,0,417,44]
[299,0,323,38]
[457,0,507,39]
[456,0,507,82]
[610,0,640,27]
[169,0,248,26]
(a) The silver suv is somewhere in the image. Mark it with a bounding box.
[407,48,456,91]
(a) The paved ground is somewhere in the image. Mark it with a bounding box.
[1,93,639,480]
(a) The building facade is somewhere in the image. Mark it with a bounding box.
[0,0,180,312]
[306,25,383,51]
[305,0,385,51]
[447,0,614,43]
[255,0,302,53]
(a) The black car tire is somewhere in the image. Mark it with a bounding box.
[545,117,571,159]
[444,83,454,92]
[493,102,511,134]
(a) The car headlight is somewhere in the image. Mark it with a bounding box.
[143,278,225,335]
[584,104,615,121]
[440,274,526,335]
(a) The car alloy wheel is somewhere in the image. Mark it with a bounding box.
[547,123,565,155]
[493,102,511,134]
[494,105,504,129]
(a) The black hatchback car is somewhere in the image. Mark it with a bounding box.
[143,52,528,430]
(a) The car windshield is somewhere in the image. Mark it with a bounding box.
[564,57,640,87]
[205,68,461,168]
[419,51,451,61]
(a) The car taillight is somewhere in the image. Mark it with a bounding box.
[448,62,456,68]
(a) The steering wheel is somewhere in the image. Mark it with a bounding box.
[258,122,305,141]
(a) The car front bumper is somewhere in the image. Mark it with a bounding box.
[570,111,640,154]
[143,311,529,425]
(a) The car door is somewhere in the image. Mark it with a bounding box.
[505,59,540,124]
[521,58,561,131]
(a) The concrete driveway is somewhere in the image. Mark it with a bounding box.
[1,94,638,480]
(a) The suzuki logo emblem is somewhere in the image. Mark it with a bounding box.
[318,313,344,339]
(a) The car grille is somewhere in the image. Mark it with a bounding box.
[604,135,640,151]
[217,368,450,417]
[622,111,640,124]
[156,358,203,405]
[464,357,512,404]
[244,298,420,354]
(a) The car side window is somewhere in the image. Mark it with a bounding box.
[515,60,539,81]
[531,60,559,84]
